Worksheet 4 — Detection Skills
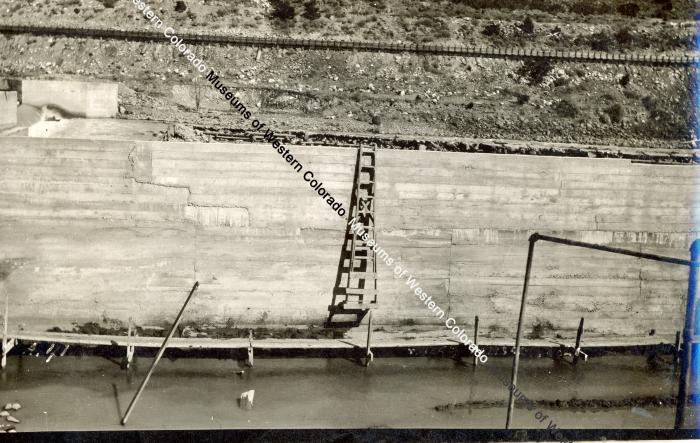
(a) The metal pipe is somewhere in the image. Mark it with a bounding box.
[675,240,700,429]
[121,281,199,425]
[506,235,537,429]
[536,234,691,266]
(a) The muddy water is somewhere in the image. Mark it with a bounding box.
[0,354,696,431]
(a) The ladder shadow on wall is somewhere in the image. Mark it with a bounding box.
[325,146,377,329]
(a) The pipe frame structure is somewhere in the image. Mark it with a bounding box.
[505,233,697,430]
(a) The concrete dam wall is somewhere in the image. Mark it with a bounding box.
[0,137,694,338]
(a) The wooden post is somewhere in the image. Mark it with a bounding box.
[1,284,12,370]
[121,282,199,425]
[674,330,681,367]
[126,317,135,369]
[364,310,374,367]
[473,315,479,367]
[247,330,254,367]
[573,317,584,365]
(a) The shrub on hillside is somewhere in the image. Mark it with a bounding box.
[605,103,624,124]
[617,2,640,17]
[589,32,615,51]
[518,16,535,35]
[571,1,611,15]
[271,0,296,20]
[614,27,634,46]
[482,23,501,37]
[303,0,321,20]
[517,58,553,85]
[98,0,119,7]
[619,73,631,87]
[554,99,579,118]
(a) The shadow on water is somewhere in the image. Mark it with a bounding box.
[112,383,122,420]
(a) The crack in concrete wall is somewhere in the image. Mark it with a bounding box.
[127,144,250,228]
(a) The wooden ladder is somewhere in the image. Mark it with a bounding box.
[327,145,378,327]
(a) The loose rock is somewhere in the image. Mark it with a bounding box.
[6,416,19,423]
[11,403,20,411]
[2,404,10,411]
[240,389,255,410]
[0,411,8,417]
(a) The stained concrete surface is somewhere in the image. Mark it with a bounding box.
[0,355,695,431]
[25,118,167,140]
[1,137,694,337]
[21,80,118,118]
[0,90,17,128]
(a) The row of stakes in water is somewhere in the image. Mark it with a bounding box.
[26,342,70,362]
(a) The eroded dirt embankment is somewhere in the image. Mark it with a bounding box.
[0,31,694,149]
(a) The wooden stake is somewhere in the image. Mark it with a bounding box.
[473,315,479,367]
[1,284,10,370]
[247,329,254,367]
[126,317,135,369]
[364,310,373,367]
[573,317,584,365]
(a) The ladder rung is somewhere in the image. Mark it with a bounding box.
[361,164,375,169]
[346,288,377,296]
[352,246,373,251]
[339,302,373,311]
[348,255,374,261]
[348,226,374,232]
[360,151,376,155]
[347,271,376,277]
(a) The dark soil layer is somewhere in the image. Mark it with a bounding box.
[47,321,341,339]
[1,34,693,147]
[434,395,677,411]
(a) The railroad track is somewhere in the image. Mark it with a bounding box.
[1,23,698,66]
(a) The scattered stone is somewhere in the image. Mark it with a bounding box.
[8,429,16,433]
[163,124,208,143]
[240,389,255,410]
[6,416,19,423]
[0,411,8,417]
[10,403,20,411]
[180,325,196,338]
[235,370,245,376]
[2,404,10,411]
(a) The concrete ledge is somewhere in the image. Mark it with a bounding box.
[8,331,675,350]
